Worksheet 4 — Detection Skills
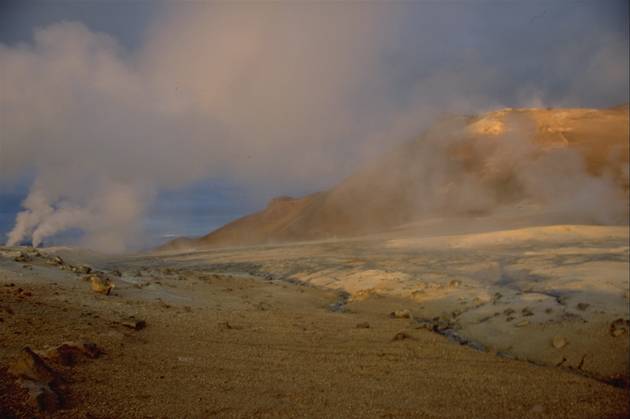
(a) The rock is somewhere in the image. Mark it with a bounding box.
[392,331,412,341]
[111,269,122,277]
[576,302,590,311]
[514,319,529,327]
[19,379,60,413]
[89,275,114,295]
[14,252,32,263]
[47,256,64,266]
[45,344,83,367]
[521,307,534,317]
[552,336,568,349]
[610,318,629,337]
[355,322,370,329]
[7,343,103,413]
[76,265,92,274]
[81,342,105,358]
[121,319,146,331]
[503,308,515,316]
[255,302,271,311]
[8,347,61,413]
[389,309,412,319]
[448,279,461,288]
[9,347,57,383]
[38,342,104,365]
[218,321,241,330]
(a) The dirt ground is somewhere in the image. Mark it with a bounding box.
[0,244,628,418]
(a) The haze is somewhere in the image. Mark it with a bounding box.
[1,1,628,251]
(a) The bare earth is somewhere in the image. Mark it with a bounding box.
[1,223,629,417]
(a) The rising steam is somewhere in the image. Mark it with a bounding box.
[1,4,628,251]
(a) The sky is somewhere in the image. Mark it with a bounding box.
[0,0,628,251]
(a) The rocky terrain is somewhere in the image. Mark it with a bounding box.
[2,105,628,417]
[1,218,629,417]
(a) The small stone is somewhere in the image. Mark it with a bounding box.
[76,265,92,274]
[576,302,590,311]
[47,256,64,266]
[121,319,146,331]
[448,279,461,288]
[392,331,412,341]
[356,322,370,329]
[514,319,529,327]
[81,342,105,358]
[218,321,233,330]
[521,307,534,317]
[14,252,32,263]
[503,308,515,316]
[89,275,114,295]
[111,269,122,277]
[389,309,412,319]
[552,336,568,349]
[609,318,629,337]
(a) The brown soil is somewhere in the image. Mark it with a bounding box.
[1,254,628,418]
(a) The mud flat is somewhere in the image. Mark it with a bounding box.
[1,225,629,417]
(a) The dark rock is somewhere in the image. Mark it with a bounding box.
[521,307,534,317]
[76,265,92,274]
[14,252,32,263]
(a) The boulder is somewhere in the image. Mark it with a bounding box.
[8,348,60,413]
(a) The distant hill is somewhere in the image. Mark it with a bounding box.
[160,105,629,251]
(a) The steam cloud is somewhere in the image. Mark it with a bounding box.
[1,3,628,251]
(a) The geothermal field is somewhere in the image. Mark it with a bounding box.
[1,2,629,418]
[1,104,629,417]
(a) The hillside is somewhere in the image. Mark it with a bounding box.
[161,105,629,251]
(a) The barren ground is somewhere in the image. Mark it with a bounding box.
[1,222,628,418]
